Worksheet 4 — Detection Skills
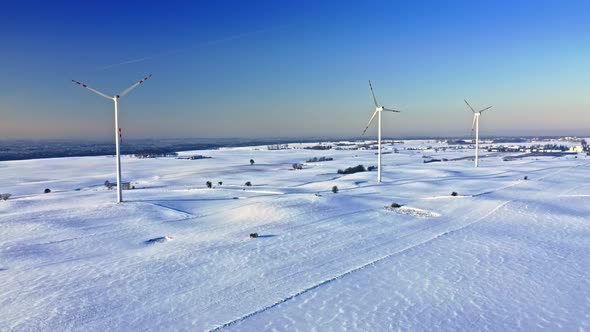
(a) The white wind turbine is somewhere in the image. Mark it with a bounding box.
[361,80,400,183]
[464,99,492,168]
[72,74,152,203]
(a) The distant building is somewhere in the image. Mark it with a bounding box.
[176,155,210,160]
[570,146,584,153]
[104,181,132,190]
[267,144,289,150]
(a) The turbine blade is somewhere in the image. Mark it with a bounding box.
[361,111,378,136]
[464,99,476,113]
[369,80,379,107]
[117,74,152,98]
[71,80,113,99]
[382,107,400,112]
[479,106,492,113]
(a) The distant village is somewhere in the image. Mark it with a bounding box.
[294,137,589,155]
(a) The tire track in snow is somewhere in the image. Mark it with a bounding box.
[208,200,511,332]
[141,202,194,219]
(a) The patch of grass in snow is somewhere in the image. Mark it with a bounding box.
[385,205,441,218]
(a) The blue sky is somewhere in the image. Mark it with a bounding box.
[1,0,589,140]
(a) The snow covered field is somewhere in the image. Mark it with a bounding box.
[1,141,589,331]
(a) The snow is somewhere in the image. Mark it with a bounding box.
[1,141,589,331]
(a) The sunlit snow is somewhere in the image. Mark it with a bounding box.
[1,141,589,331]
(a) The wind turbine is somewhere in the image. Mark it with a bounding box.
[361,81,400,183]
[72,74,152,203]
[464,99,492,168]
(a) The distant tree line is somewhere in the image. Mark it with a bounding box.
[530,144,570,152]
[134,151,178,158]
[306,156,334,162]
[305,145,332,150]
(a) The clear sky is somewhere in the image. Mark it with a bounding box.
[1,0,589,140]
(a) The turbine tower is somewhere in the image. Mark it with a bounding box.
[72,74,152,203]
[464,99,492,168]
[361,81,400,183]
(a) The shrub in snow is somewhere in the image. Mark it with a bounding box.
[451,192,458,197]
[292,163,303,170]
[337,165,366,175]
[145,235,174,245]
[367,166,377,171]
[44,188,51,194]
[250,159,255,166]
[524,176,528,180]
[245,181,252,187]
[332,185,339,193]
[206,181,212,188]
[249,233,259,238]
[0,193,11,201]
[104,180,113,190]
[218,181,223,186]
[390,202,402,208]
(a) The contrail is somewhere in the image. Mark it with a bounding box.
[101,26,286,70]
